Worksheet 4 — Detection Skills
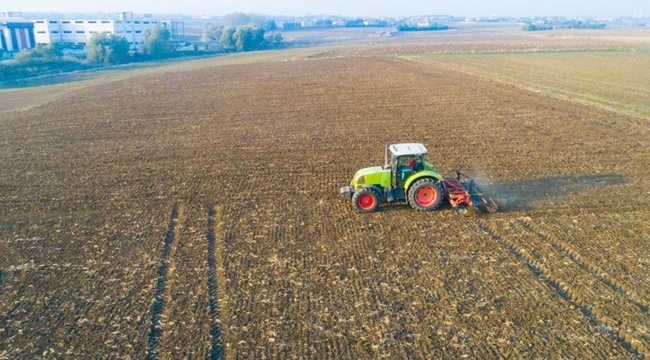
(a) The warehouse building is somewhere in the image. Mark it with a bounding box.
[0,16,36,52]
[32,12,184,48]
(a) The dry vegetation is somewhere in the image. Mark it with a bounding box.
[1,26,649,358]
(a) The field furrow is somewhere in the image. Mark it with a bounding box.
[0,206,168,357]
[153,202,216,358]
[517,217,649,314]
[479,217,650,357]
[147,203,183,359]
[532,213,650,300]
[207,206,226,360]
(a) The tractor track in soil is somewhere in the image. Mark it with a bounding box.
[474,219,648,359]
[516,218,649,315]
[0,268,5,298]
[146,203,183,360]
[206,206,225,360]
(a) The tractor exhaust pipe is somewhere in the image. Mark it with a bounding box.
[384,144,389,168]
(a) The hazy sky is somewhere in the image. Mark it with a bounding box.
[2,0,647,18]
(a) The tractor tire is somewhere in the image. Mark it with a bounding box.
[408,178,444,211]
[353,187,380,213]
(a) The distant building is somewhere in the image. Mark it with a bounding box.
[32,12,184,49]
[417,18,431,27]
[1,11,23,18]
[0,16,36,52]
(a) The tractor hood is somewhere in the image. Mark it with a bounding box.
[352,166,391,189]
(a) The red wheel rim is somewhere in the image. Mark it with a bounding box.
[416,186,438,207]
[357,193,376,211]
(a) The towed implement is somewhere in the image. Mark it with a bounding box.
[339,143,498,214]
[443,171,498,214]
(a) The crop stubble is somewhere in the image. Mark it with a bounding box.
[1,43,649,358]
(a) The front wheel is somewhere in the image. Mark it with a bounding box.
[408,178,444,211]
[353,188,380,213]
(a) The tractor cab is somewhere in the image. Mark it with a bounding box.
[386,143,428,188]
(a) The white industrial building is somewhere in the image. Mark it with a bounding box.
[32,12,184,48]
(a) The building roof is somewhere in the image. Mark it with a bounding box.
[0,17,33,25]
[389,143,428,157]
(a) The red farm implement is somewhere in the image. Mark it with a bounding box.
[444,171,498,214]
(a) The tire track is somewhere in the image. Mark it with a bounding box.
[146,203,182,360]
[0,268,5,298]
[0,242,26,268]
[207,206,225,360]
[474,219,648,359]
[516,217,649,314]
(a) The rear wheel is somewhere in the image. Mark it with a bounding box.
[353,188,380,213]
[408,178,444,211]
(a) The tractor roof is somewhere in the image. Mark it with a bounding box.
[389,143,428,157]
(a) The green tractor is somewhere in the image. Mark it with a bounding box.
[339,143,498,214]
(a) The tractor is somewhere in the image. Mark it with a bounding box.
[339,143,497,214]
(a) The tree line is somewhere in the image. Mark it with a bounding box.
[522,20,607,31]
[86,24,176,64]
[200,12,283,51]
[202,24,282,52]
[0,43,86,80]
[396,24,449,32]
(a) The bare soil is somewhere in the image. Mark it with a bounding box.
[1,28,649,358]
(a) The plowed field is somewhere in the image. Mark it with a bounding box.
[1,28,649,358]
